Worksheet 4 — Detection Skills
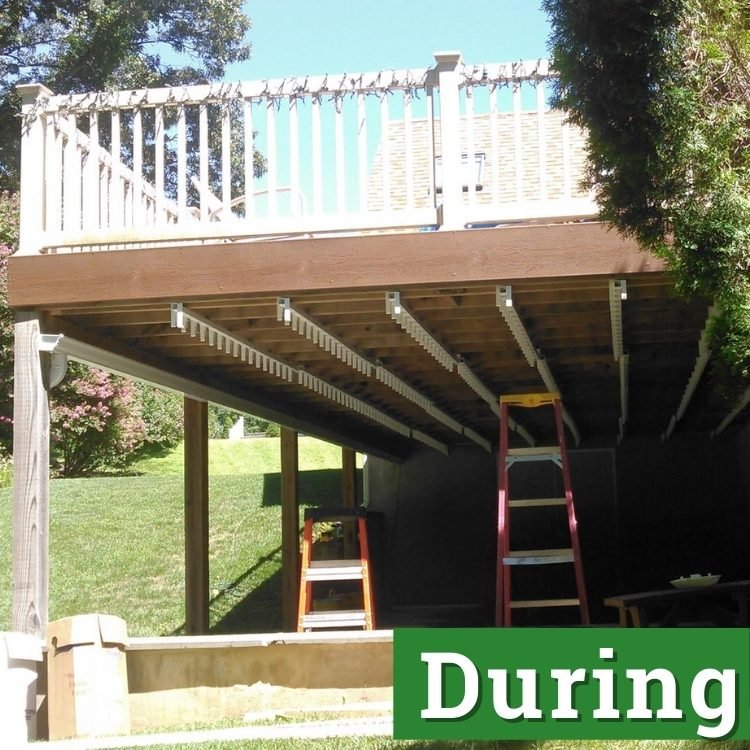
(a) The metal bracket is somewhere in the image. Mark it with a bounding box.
[37,333,68,388]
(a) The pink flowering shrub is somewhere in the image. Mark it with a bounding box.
[0,192,19,458]
[50,362,148,476]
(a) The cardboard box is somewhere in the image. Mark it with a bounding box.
[47,614,130,740]
[0,631,44,744]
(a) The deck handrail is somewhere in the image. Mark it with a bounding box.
[17,53,596,255]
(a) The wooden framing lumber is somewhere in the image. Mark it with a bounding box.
[341,447,357,558]
[8,223,659,309]
[281,427,300,631]
[12,312,50,636]
[184,397,209,635]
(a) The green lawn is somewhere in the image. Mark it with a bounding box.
[113,738,742,750]
[0,437,356,635]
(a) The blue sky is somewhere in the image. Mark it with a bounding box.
[227,1,551,81]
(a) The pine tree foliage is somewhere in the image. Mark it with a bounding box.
[544,0,750,391]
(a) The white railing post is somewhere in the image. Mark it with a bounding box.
[17,84,52,255]
[433,51,463,230]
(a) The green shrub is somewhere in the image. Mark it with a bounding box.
[135,383,183,457]
[208,405,242,439]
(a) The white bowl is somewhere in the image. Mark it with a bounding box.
[670,574,721,589]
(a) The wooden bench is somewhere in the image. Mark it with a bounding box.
[604,579,750,627]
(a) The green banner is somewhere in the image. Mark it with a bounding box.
[394,628,750,740]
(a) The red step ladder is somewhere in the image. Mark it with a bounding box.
[496,392,589,626]
[297,507,375,631]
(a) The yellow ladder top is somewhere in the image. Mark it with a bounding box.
[499,392,560,408]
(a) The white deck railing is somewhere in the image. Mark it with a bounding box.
[17,53,596,255]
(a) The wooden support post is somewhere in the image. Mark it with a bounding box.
[341,447,357,558]
[280,427,299,631]
[433,52,463,230]
[16,84,52,256]
[12,313,50,637]
[184,397,209,635]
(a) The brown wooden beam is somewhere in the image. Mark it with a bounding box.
[342,447,357,508]
[341,447,357,558]
[8,223,660,308]
[280,427,300,632]
[184,397,209,635]
[12,312,49,636]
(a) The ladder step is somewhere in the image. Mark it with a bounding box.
[504,548,574,566]
[509,598,580,609]
[506,446,561,464]
[304,506,366,522]
[305,559,364,581]
[301,610,368,629]
[508,497,567,508]
[500,392,559,408]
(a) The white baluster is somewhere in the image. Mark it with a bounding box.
[243,99,254,218]
[380,90,390,212]
[465,83,476,203]
[513,80,523,202]
[289,95,300,216]
[335,94,345,214]
[266,97,277,218]
[537,79,547,201]
[404,89,414,209]
[63,115,82,233]
[221,102,232,216]
[110,109,122,228]
[82,112,99,231]
[46,116,62,236]
[311,94,322,214]
[489,86,499,202]
[199,103,209,221]
[154,105,165,223]
[132,108,144,227]
[357,91,368,212]
[177,105,187,222]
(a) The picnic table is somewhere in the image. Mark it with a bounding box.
[604,579,750,627]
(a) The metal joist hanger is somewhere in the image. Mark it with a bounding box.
[608,279,629,443]
[386,291,535,446]
[662,305,717,441]
[496,285,580,446]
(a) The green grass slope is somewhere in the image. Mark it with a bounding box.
[0,437,355,635]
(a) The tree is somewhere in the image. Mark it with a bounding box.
[0,0,253,191]
[543,0,750,392]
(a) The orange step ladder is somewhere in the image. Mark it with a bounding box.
[297,507,375,631]
[496,392,589,626]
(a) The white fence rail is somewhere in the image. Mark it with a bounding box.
[17,53,596,255]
